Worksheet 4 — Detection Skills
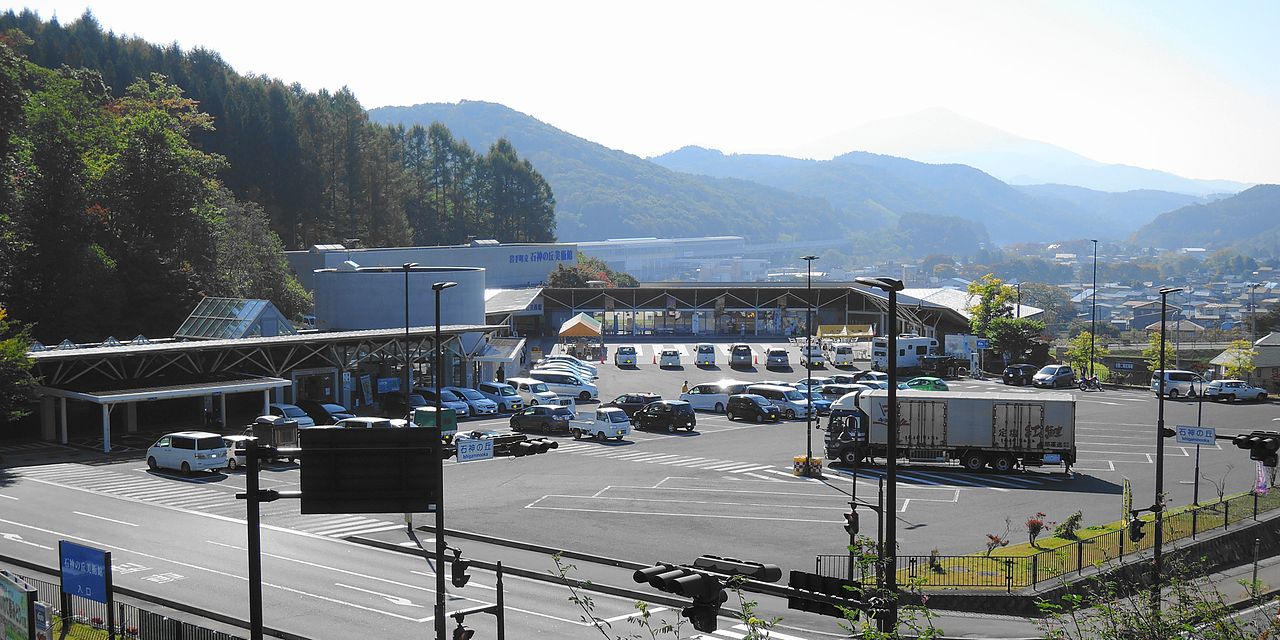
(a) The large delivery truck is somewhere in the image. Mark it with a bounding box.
[824,389,1076,473]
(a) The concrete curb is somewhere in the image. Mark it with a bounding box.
[0,553,308,640]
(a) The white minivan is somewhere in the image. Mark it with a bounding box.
[694,344,717,367]
[747,384,814,420]
[508,377,559,406]
[829,343,856,367]
[147,431,228,474]
[529,369,599,400]
[680,380,751,413]
[1150,369,1207,399]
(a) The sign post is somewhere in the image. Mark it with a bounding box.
[59,541,113,640]
[1,570,36,640]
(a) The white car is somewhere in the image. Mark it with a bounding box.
[147,431,227,474]
[800,345,825,368]
[335,417,408,429]
[508,377,559,406]
[659,349,682,368]
[267,402,316,428]
[476,381,523,412]
[539,355,599,376]
[1204,380,1268,402]
[536,362,599,380]
[694,344,717,366]
[445,386,500,416]
[615,346,638,366]
[529,369,599,400]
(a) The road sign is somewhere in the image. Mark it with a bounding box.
[456,437,494,463]
[1176,425,1216,446]
[975,339,990,349]
[300,427,441,514]
[1115,362,1134,370]
[59,541,111,604]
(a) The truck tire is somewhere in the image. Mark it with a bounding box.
[962,452,986,472]
[571,428,581,440]
[841,449,859,464]
[595,431,607,442]
[991,454,1016,474]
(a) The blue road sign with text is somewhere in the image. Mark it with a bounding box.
[456,437,495,463]
[975,339,990,349]
[1176,425,1216,446]
[59,541,111,604]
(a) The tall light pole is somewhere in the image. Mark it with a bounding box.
[432,280,458,640]
[802,255,819,477]
[1249,282,1260,345]
[403,263,419,421]
[1154,285,1183,623]
[1090,239,1098,379]
[856,276,904,634]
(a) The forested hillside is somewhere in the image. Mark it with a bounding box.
[1130,185,1280,256]
[0,10,556,249]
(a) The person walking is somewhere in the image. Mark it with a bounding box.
[496,363,506,383]
[681,380,689,394]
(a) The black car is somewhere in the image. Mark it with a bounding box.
[726,394,782,423]
[510,406,574,434]
[382,392,428,418]
[1002,364,1039,386]
[296,399,355,426]
[601,392,662,417]
[633,400,697,433]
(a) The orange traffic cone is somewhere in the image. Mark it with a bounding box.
[653,354,657,364]
[754,355,759,364]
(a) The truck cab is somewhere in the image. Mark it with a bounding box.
[569,407,632,442]
[824,393,871,464]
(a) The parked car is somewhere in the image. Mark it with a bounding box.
[528,369,599,400]
[267,402,317,428]
[1033,365,1076,389]
[1204,379,1268,402]
[445,386,499,417]
[793,377,835,391]
[602,392,662,416]
[415,388,472,419]
[477,381,524,412]
[729,343,754,368]
[147,431,227,474]
[508,377,559,406]
[746,384,814,419]
[221,435,258,470]
[549,396,578,417]
[533,361,598,380]
[796,390,833,415]
[819,383,872,401]
[829,372,863,384]
[633,400,697,432]
[295,400,355,425]
[1150,369,1207,399]
[829,343,857,367]
[1002,364,1039,386]
[335,417,407,429]
[695,343,717,366]
[382,392,429,417]
[899,376,949,392]
[615,346,638,367]
[725,394,782,423]
[800,345,825,369]
[765,348,790,369]
[679,380,751,413]
[569,407,632,441]
[853,371,890,384]
[539,355,599,377]
[658,349,682,368]
[510,405,575,434]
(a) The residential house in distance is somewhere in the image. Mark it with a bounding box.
[1210,332,1280,391]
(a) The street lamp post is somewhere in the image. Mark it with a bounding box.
[432,280,458,640]
[1154,285,1183,623]
[802,255,819,476]
[855,276,904,633]
[1090,239,1098,380]
[402,263,419,423]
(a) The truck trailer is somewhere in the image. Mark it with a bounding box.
[824,389,1076,473]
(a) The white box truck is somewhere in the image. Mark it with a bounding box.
[824,389,1076,473]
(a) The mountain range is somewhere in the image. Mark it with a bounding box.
[369,101,1236,248]
[1131,184,1280,256]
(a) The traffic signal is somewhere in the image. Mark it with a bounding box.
[691,555,782,582]
[844,510,859,537]
[451,548,471,588]
[1128,518,1147,543]
[451,621,474,640]
[633,563,727,633]
[511,437,559,457]
[787,570,862,618]
[1233,431,1280,467]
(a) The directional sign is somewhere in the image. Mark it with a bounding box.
[975,339,990,349]
[1,570,35,640]
[456,437,495,463]
[59,541,112,604]
[1176,425,1216,446]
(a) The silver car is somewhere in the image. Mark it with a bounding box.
[1204,379,1268,402]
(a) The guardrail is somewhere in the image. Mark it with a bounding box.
[817,490,1280,591]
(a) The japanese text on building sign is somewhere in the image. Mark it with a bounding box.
[510,250,574,264]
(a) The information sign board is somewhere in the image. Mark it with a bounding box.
[0,569,35,640]
[59,541,111,604]
[975,338,990,349]
[456,437,495,463]
[1176,425,1216,446]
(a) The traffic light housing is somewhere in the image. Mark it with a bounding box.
[451,548,471,588]
[1128,518,1146,543]
[633,563,727,632]
[509,436,559,457]
[451,621,474,640]
[1233,431,1280,467]
[787,570,862,618]
[844,510,859,536]
[691,555,782,582]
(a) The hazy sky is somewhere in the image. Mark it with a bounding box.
[15,1,1280,183]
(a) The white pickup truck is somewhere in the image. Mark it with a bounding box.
[569,407,632,441]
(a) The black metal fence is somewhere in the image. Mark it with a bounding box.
[817,490,1280,591]
[16,570,245,640]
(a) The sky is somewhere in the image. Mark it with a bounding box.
[13,0,1280,184]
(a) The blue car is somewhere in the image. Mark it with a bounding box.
[797,390,833,416]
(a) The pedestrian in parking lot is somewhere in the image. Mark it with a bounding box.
[681,380,689,393]
[496,363,505,383]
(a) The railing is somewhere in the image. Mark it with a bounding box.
[817,490,1280,591]
[14,570,246,639]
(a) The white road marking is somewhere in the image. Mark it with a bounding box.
[334,583,423,607]
[73,511,139,527]
[0,532,53,550]
[0,494,17,500]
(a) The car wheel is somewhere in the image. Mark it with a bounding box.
[784,409,796,419]
[841,449,859,464]
[530,399,538,405]
[1168,389,1180,399]
[962,453,986,472]
[1259,393,1267,402]
[227,458,239,470]
[667,424,676,433]
[753,413,763,424]
[571,429,581,440]
[579,391,591,401]
[595,431,607,442]
[147,456,158,470]
[181,461,191,475]
[726,411,735,421]
[991,454,1015,474]
[714,402,724,413]
[1225,394,1236,402]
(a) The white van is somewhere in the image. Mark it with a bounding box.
[1150,369,1207,399]
[147,431,228,474]
[508,377,559,406]
[829,343,856,366]
[800,345,825,368]
[679,380,751,413]
[477,381,524,412]
[746,384,814,420]
[529,369,599,400]
[694,344,717,366]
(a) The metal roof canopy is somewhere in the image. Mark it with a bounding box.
[37,376,290,404]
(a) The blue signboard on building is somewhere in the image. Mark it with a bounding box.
[59,541,112,604]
